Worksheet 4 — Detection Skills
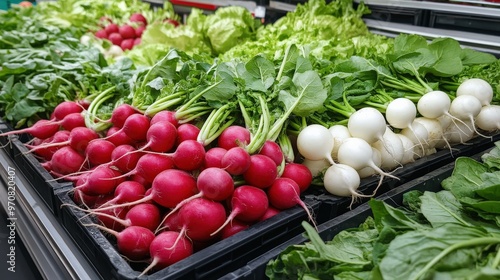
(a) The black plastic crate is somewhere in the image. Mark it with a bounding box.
[10,136,73,216]
[220,158,462,280]
[307,132,500,223]
[56,190,323,280]
[429,11,500,36]
[362,5,425,26]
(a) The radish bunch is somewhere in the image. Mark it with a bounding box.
[94,13,148,51]
[9,101,315,275]
[297,78,499,206]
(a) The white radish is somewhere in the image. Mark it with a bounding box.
[396,134,415,164]
[323,163,364,208]
[357,148,381,179]
[400,121,429,158]
[475,105,500,131]
[456,78,493,106]
[414,117,446,149]
[385,98,417,129]
[297,124,335,164]
[302,158,331,177]
[445,119,475,144]
[417,90,451,119]
[347,107,387,144]
[372,127,404,170]
[449,95,489,139]
[328,124,351,160]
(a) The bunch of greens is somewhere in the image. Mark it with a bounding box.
[267,142,500,279]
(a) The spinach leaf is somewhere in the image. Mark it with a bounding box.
[441,157,488,199]
[420,191,474,228]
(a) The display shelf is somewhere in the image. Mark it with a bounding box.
[0,148,101,280]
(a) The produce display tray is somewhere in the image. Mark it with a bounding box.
[220,148,491,280]
[306,132,500,223]
[56,191,322,280]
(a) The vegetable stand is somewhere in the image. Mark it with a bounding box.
[1,0,500,279]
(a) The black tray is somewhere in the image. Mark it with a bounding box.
[56,190,322,280]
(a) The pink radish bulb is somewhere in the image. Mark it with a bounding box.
[0,119,60,140]
[72,188,99,208]
[176,123,200,145]
[50,146,85,175]
[28,130,70,161]
[108,32,123,45]
[95,206,128,232]
[221,146,251,175]
[110,104,138,128]
[110,144,142,172]
[172,139,205,171]
[133,38,141,46]
[150,110,179,127]
[104,23,119,34]
[221,219,250,239]
[159,211,182,232]
[95,29,108,39]
[242,154,277,188]
[267,178,315,226]
[142,121,177,152]
[122,153,175,183]
[129,13,148,26]
[139,231,193,276]
[121,113,150,142]
[280,163,313,193]
[258,140,284,166]
[106,126,134,146]
[76,165,123,195]
[96,181,146,209]
[118,25,136,39]
[52,101,83,121]
[204,147,227,169]
[135,26,145,37]
[211,185,268,236]
[177,198,226,241]
[217,125,251,150]
[120,39,134,51]
[28,127,99,155]
[85,139,116,167]
[258,206,280,221]
[91,203,161,232]
[150,169,197,208]
[59,112,85,131]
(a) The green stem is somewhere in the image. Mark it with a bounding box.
[175,81,222,116]
[492,246,500,268]
[363,101,387,113]
[410,237,500,280]
[248,95,271,153]
[324,102,354,119]
[144,91,187,116]
[84,86,116,132]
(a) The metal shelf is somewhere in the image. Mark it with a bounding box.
[0,147,101,280]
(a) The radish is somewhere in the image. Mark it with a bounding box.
[280,163,313,193]
[104,23,119,34]
[357,147,381,179]
[150,110,179,127]
[118,153,175,183]
[203,147,227,169]
[157,167,234,228]
[385,98,417,129]
[121,113,150,142]
[417,90,451,119]
[444,119,475,144]
[323,163,364,207]
[133,38,141,46]
[58,112,86,131]
[109,144,142,172]
[328,124,351,160]
[50,146,86,175]
[75,165,123,195]
[221,146,251,175]
[297,124,335,164]
[176,123,200,145]
[85,139,115,167]
[221,219,250,239]
[108,32,123,46]
[414,117,447,149]
[347,107,386,144]
[140,121,177,153]
[371,127,404,170]
[129,13,148,26]
[135,26,145,37]
[217,125,251,150]
[0,119,60,140]
[211,185,268,236]
[27,130,70,161]
[177,198,226,241]
[258,140,284,166]
[258,206,281,221]
[105,126,134,146]
[72,188,99,208]
[475,105,500,131]
[267,178,316,227]
[171,139,205,171]
[28,127,99,154]
[86,224,155,261]
[120,39,134,51]
[109,104,138,128]
[301,158,330,177]
[95,29,108,39]
[119,25,136,39]
[400,121,429,158]
[449,94,489,138]
[139,231,193,276]
[96,181,146,209]
[243,154,278,189]
[89,203,161,232]
[159,211,181,232]
[51,101,84,121]
[95,206,128,232]
[396,134,415,164]
[456,78,493,106]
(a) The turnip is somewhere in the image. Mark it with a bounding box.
[400,121,429,158]
[221,146,251,175]
[0,119,60,140]
[475,105,500,131]
[456,78,493,106]
[280,163,313,193]
[258,140,284,166]
[267,178,316,227]
[357,147,381,179]
[328,124,351,160]
[297,124,335,164]
[413,117,446,149]
[217,125,251,150]
[203,147,227,169]
[347,107,386,144]
[416,90,451,119]
[211,185,268,236]
[84,224,155,261]
[139,231,193,276]
[444,119,475,144]
[396,134,415,164]
[243,154,278,189]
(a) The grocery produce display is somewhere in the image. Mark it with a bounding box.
[1,0,499,279]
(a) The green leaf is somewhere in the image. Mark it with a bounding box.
[369,199,426,231]
[476,181,500,201]
[481,142,500,170]
[461,48,497,65]
[420,191,473,228]
[244,55,276,92]
[441,157,488,199]
[278,70,326,117]
[392,34,428,59]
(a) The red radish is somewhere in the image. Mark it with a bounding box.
[267,178,316,227]
[243,154,277,189]
[135,25,145,37]
[86,224,154,261]
[95,29,108,39]
[176,198,226,241]
[75,165,123,195]
[119,25,136,39]
[221,147,251,175]
[96,181,146,209]
[106,127,134,146]
[96,206,128,232]
[281,163,313,193]
[52,101,84,121]
[0,119,60,140]
[90,203,161,232]
[139,231,193,276]
[175,123,200,145]
[158,211,181,232]
[120,38,134,51]
[85,139,115,167]
[217,125,251,150]
[131,174,150,189]
[129,13,148,26]
[259,140,284,166]
[72,188,99,208]
[117,153,175,183]
[221,219,250,239]
[157,167,234,226]
[172,139,205,171]
[164,18,180,27]
[109,144,142,172]
[28,127,98,154]
[108,32,123,45]
[121,113,150,142]
[133,38,141,46]
[109,104,138,128]
[50,146,85,175]
[258,206,281,221]
[211,185,268,236]
[27,130,70,161]
[104,23,119,34]
[204,147,227,169]
[59,112,85,131]
[150,110,178,127]
[141,121,177,153]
